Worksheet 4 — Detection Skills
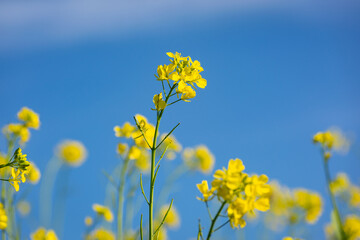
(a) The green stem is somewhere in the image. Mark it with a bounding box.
[322,151,346,240]
[148,84,177,240]
[39,157,62,227]
[117,156,130,240]
[206,201,226,240]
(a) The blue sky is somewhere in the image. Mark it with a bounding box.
[1,0,360,239]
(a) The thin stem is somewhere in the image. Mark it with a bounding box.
[205,202,213,220]
[117,156,130,240]
[39,157,63,227]
[148,84,177,240]
[213,220,230,233]
[206,201,226,240]
[322,149,346,240]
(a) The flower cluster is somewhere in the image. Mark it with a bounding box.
[7,148,31,191]
[155,52,207,102]
[2,107,40,144]
[197,159,270,228]
[92,203,114,222]
[330,172,360,208]
[86,228,115,240]
[313,128,350,160]
[264,181,323,231]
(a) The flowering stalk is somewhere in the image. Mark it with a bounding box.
[322,151,346,240]
[116,155,130,240]
[148,84,177,240]
[206,201,226,240]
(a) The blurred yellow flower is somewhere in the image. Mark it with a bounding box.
[57,140,87,167]
[160,205,180,229]
[183,145,215,174]
[27,161,41,184]
[114,122,135,138]
[84,216,93,226]
[330,172,350,194]
[3,123,30,143]
[88,228,115,240]
[134,149,150,172]
[31,227,58,240]
[92,204,113,222]
[293,189,323,224]
[0,203,7,230]
[128,146,141,160]
[158,134,182,160]
[17,200,31,216]
[343,215,360,240]
[17,107,40,129]
[117,143,128,155]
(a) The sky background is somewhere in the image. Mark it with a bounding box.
[1,0,360,239]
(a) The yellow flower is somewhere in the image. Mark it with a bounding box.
[196,180,214,202]
[176,81,196,102]
[88,228,115,240]
[159,205,180,229]
[134,149,150,172]
[3,123,30,143]
[313,131,335,149]
[27,161,41,184]
[350,186,360,208]
[133,122,155,149]
[92,204,113,222]
[154,226,167,240]
[183,145,215,174]
[9,168,25,191]
[0,152,9,176]
[0,203,7,230]
[31,227,58,240]
[328,127,351,153]
[158,134,182,160]
[343,215,360,240]
[17,200,31,216]
[155,63,176,81]
[117,143,128,155]
[228,197,247,228]
[17,107,40,129]
[85,216,93,226]
[294,189,323,224]
[330,172,349,194]
[128,146,141,160]
[153,93,167,111]
[57,140,87,167]
[114,122,135,138]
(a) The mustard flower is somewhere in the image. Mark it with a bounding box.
[158,133,182,160]
[350,186,360,208]
[3,123,30,143]
[330,172,350,194]
[85,216,93,226]
[153,93,166,111]
[57,140,87,167]
[31,227,58,240]
[114,122,135,138]
[293,189,323,224]
[17,200,31,216]
[116,143,128,155]
[313,128,350,154]
[0,203,7,230]
[27,161,41,184]
[134,148,150,172]
[17,107,40,129]
[87,228,115,240]
[196,180,214,202]
[176,80,196,102]
[183,145,215,174]
[343,215,360,240]
[128,146,141,160]
[159,205,180,229]
[92,204,113,222]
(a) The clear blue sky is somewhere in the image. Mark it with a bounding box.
[0,0,359,239]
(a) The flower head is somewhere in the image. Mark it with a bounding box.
[31,227,58,240]
[17,107,40,129]
[0,203,7,230]
[57,140,87,167]
[92,204,113,222]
